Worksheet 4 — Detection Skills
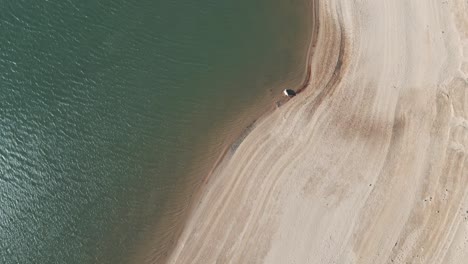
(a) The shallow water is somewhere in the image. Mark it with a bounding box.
[0,0,312,263]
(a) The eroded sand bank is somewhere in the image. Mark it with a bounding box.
[167,0,468,263]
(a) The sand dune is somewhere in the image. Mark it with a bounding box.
[166,0,468,263]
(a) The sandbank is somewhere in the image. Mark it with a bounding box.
[167,0,468,263]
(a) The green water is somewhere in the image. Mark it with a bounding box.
[0,0,312,263]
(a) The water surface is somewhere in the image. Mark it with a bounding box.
[0,0,312,263]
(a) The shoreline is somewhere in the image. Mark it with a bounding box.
[162,0,321,262]
[135,2,317,263]
[165,9,318,254]
[167,0,468,263]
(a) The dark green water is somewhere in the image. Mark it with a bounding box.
[0,0,312,263]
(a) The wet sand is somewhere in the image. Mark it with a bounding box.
[166,0,468,263]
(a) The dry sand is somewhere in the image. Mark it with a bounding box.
[166,0,468,263]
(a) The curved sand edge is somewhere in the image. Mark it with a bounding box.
[167,0,468,263]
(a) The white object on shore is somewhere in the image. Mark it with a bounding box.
[283,89,296,97]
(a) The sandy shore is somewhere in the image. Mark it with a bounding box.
[166,0,468,263]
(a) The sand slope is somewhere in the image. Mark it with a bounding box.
[167,0,468,263]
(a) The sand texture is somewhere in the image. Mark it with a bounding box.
[167,0,468,263]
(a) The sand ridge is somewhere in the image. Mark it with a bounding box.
[166,0,468,263]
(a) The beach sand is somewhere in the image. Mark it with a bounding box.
[166,0,468,263]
